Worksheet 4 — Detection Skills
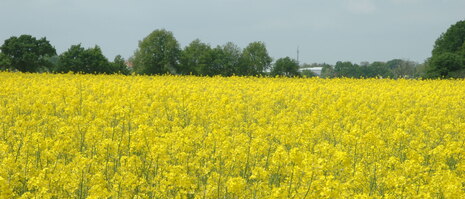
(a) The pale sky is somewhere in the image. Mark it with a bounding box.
[1,0,464,65]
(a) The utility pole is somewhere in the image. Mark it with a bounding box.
[297,46,300,64]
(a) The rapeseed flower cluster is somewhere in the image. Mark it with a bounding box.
[0,72,464,198]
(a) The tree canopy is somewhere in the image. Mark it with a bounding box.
[360,62,393,78]
[0,52,11,70]
[214,42,242,76]
[57,44,114,74]
[0,35,56,72]
[111,55,130,75]
[271,57,300,77]
[334,61,361,78]
[0,26,446,79]
[427,20,465,78]
[179,39,213,75]
[132,29,181,75]
[239,41,272,76]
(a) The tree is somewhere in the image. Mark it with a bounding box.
[111,55,130,75]
[46,55,60,71]
[179,39,213,75]
[239,41,272,76]
[57,44,112,74]
[427,20,465,78]
[414,62,428,78]
[203,42,242,76]
[0,52,11,70]
[432,20,465,56]
[334,61,361,78]
[219,42,242,76]
[428,52,464,77]
[271,57,300,77]
[0,35,56,72]
[321,64,335,78]
[386,59,416,78]
[359,61,393,78]
[132,29,181,75]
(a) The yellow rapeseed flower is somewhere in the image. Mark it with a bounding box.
[0,72,464,198]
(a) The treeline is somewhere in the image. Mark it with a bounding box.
[0,32,419,78]
[302,60,425,78]
[0,36,130,75]
[0,30,299,77]
[1,20,464,78]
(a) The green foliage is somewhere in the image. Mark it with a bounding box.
[386,59,404,70]
[432,20,465,56]
[202,42,242,76]
[179,39,213,75]
[200,47,223,76]
[46,55,60,70]
[300,63,330,78]
[132,29,181,75]
[57,44,113,74]
[0,29,440,78]
[334,61,361,78]
[271,57,300,77]
[239,41,272,76]
[360,62,393,78]
[386,59,417,78]
[414,62,428,78]
[300,70,317,78]
[218,42,242,76]
[111,55,130,75]
[0,35,56,72]
[427,20,465,78]
[428,52,465,77]
[318,60,419,79]
[179,40,271,76]
[321,64,334,78]
[0,52,11,70]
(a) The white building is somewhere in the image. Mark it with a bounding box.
[299,67,323,76]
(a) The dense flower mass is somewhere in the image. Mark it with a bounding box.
[0,72,464,198]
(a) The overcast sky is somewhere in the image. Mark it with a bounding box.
[1,0,464,65]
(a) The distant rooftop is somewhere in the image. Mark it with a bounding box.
[299,67,322,76]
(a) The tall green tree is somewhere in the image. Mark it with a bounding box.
[46,55,60,71]
[334,61,361,78]
[427,20,465,78]
[204,42,242,76]
[432,20,465,56]
[0,35,56,72]
[428,52,464,77]
[0,52,11,70]
[179,39,213,75]
[359,62,393,78]
[219,42,242,76]
[239,41,272,76]
[271,57,300,77]
[386,59,417,78]
[203,47,225,76]
[57,44,112,74]
[111,55,130,75]
[132,29,181,75]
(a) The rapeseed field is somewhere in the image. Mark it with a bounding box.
[0,72,464,198]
